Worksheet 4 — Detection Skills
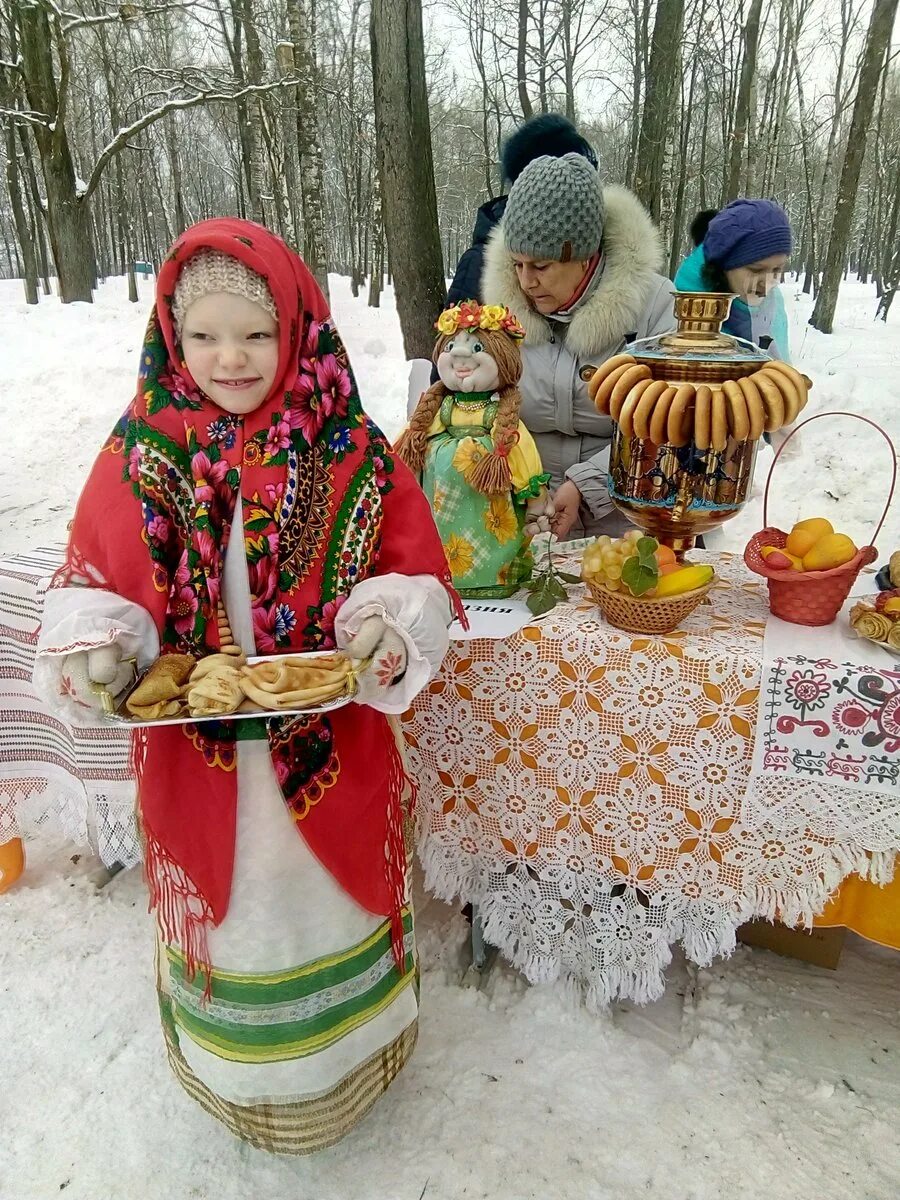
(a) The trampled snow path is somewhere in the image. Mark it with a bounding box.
[1,274,898,1199]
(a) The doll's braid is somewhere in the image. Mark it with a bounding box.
[393,380,447,474]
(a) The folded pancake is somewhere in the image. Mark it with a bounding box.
[125,652,195,715]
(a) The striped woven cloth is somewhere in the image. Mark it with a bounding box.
[0,545,139,866]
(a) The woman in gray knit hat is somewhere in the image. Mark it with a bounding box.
[482,152,675,538]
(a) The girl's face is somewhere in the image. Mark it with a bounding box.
[512,253,590,314]
[181,292,279,415]
[725,254,788,307]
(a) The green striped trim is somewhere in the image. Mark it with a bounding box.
[167,911,416,1064]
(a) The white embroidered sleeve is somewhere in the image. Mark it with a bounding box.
[334,573,452,714]
[34,587,160,723]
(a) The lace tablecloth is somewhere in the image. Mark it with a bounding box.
[401,551,899,1006]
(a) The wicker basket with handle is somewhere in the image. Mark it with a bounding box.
[743,413,895,626]
[585,576,714,634]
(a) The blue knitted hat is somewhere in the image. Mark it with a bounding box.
[703,199,792,270]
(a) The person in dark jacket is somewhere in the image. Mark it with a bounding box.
[418,115,599,394]
[448,114,598,308]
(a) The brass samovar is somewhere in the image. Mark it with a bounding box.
[597,293,809,554]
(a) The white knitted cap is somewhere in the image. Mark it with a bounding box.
[171,248,277,333]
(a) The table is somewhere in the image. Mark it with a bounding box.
[2,546,898,1006]
[400,550,900,1005]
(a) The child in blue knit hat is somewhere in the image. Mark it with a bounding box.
[675,198,793,362]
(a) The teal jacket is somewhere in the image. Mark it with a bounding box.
[674,245,791,362]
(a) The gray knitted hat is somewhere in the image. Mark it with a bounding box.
[502,152,604,262]
[171,248,277,333]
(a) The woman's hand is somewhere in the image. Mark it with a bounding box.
[550,480,583,539]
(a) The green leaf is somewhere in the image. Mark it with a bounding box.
[557,570,582,584]
[526,588,557,616]
[636,536,659,559]
[547,576,568,601]
[621,554,658,596]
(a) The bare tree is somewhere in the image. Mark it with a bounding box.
[725,0,764,202]
[633,0,684,221]
[811,0,900,333]
[370,0,445,358]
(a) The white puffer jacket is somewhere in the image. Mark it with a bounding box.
[482,185,675,537]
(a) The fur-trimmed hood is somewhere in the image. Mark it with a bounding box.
[482,184,667,359]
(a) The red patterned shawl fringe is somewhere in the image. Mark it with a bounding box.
[131,729,214,1000]
[385,721,415,976]
[442,573,469,632]
[144,833,215,1002]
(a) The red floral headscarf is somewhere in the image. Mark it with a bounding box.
[58,218,455,977]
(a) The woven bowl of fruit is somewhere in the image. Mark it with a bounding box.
[581,529,715,635]
[743,414,894,627]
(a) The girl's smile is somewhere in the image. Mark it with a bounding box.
[181,291,279,415]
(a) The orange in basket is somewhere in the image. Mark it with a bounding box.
[744,413,895,626]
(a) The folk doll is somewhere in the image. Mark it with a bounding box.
[396,301,553,598]
[34,219,457,1154]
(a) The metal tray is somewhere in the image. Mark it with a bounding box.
[101,650,356,727]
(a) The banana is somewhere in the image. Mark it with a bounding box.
[653,563,715,597]
[754,370,785,432]
[588,353,635,406]
[632,379,669,440]
[648,386,676,445]
[723,380,750,441]
[666,383,696,448]
[760,364,801,423]
[693,385,713,451]
[711,389,729,451]
[610,364,652,422]
[738,375,766,441]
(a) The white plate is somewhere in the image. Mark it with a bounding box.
[103,650,355,727]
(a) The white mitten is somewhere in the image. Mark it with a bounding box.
[59,645,133,713]
[341,614,408,704]
[524,490,555,537]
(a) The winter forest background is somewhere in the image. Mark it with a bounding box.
[0,0,898,361]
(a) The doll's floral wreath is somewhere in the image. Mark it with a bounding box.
[435,300,526,341]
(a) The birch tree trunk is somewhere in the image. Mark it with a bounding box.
[288,0,331,299]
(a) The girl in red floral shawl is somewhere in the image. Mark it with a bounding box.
[34,219,455,1154]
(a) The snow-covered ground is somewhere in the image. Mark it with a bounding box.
[1,274,899,1200]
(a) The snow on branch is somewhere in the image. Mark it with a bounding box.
[59,2,196,34]
[0,106,54,130]
[81,77,300,202]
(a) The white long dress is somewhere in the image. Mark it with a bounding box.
[36,502,451,1153]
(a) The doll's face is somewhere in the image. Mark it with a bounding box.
[437,329,501,394]
[181,292,279,415]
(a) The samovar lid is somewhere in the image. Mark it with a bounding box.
[631,291,771,367]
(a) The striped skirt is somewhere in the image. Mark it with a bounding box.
[155,739,418,1154]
